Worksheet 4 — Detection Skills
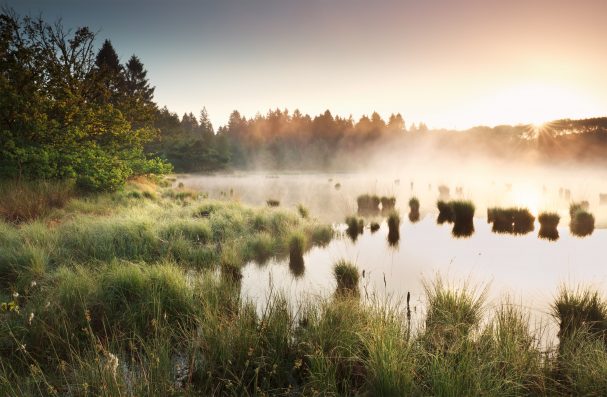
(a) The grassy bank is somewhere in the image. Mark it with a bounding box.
[1,178,607,395]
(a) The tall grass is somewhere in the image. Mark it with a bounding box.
[450,200,475,237]
[408,197,420,223]
[333,260,360,293]
[5,179,607,395]
[569,203,595,237]
[0,179,76,223]
[288,231,306,277]
[357,194,380,215]
[436,200,453,224]
[539,212,560,240]
[345,216,364,241]
[488,207,535,235]
[380,196,396,212]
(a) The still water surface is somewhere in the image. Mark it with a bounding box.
[179,172,607,338]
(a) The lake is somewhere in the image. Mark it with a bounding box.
[178,171,607,340]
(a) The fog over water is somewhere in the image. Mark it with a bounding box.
[178,162,607,342]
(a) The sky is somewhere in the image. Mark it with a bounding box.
[6,0,607,130]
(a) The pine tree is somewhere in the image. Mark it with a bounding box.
[199,107,214,140]
[123,55,156,127]
[92,39,124,105]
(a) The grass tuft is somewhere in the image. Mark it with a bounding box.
[569,203,595,237]
[333,260,360,292]
[538,212,560,240]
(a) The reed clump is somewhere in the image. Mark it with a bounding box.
[538,212,560,240]
[488,207,535,235]
[345,216,364,241]
[436,200,454,224]
[569,203,595,237]
[266,199,280,207]
[357,194,381,215]
[408,197,420,223]
[439,200,475,237]
[386,210,400,245]
[333,259,360,293]
[381,196,396,212]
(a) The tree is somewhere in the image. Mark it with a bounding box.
[123,55,156,128]
[0,11,170,190]
[387,113,405,134]
[199,107,214,140]
[91,39,124,105]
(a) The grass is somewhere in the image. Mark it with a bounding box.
[409,197,420,223]
[357,194,380,215]
[569,203,595,237]
[288,231,306,262]
[552,287,607,342]
[370,222,380,233]
[447,200,475,237]
[488,207,535,235]
[387,210,400,234]
[387,210,400,245]
[5,177,607,395]
[333,259,360,292]
[408,197,420,212]
[423,277,486,346]
[2,256,607,395]
[266,199,280,207]
[297,203,309,218]
[380,196,396,212]
[539,212,560,240]
[0,179,76,223]
[345,215,364,241]
[436,200,454,224]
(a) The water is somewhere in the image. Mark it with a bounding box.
[178,171,607,339]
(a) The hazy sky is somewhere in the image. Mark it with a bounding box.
[6,0,607,129]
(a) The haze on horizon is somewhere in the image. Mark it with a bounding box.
[7,0,607,130]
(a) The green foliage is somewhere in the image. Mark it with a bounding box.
[0,12,170,192]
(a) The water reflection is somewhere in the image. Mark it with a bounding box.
[387,229,400,247]
[289,256,305,278]
[452,221,474,238]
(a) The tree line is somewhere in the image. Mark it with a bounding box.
[3,10,607,191]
